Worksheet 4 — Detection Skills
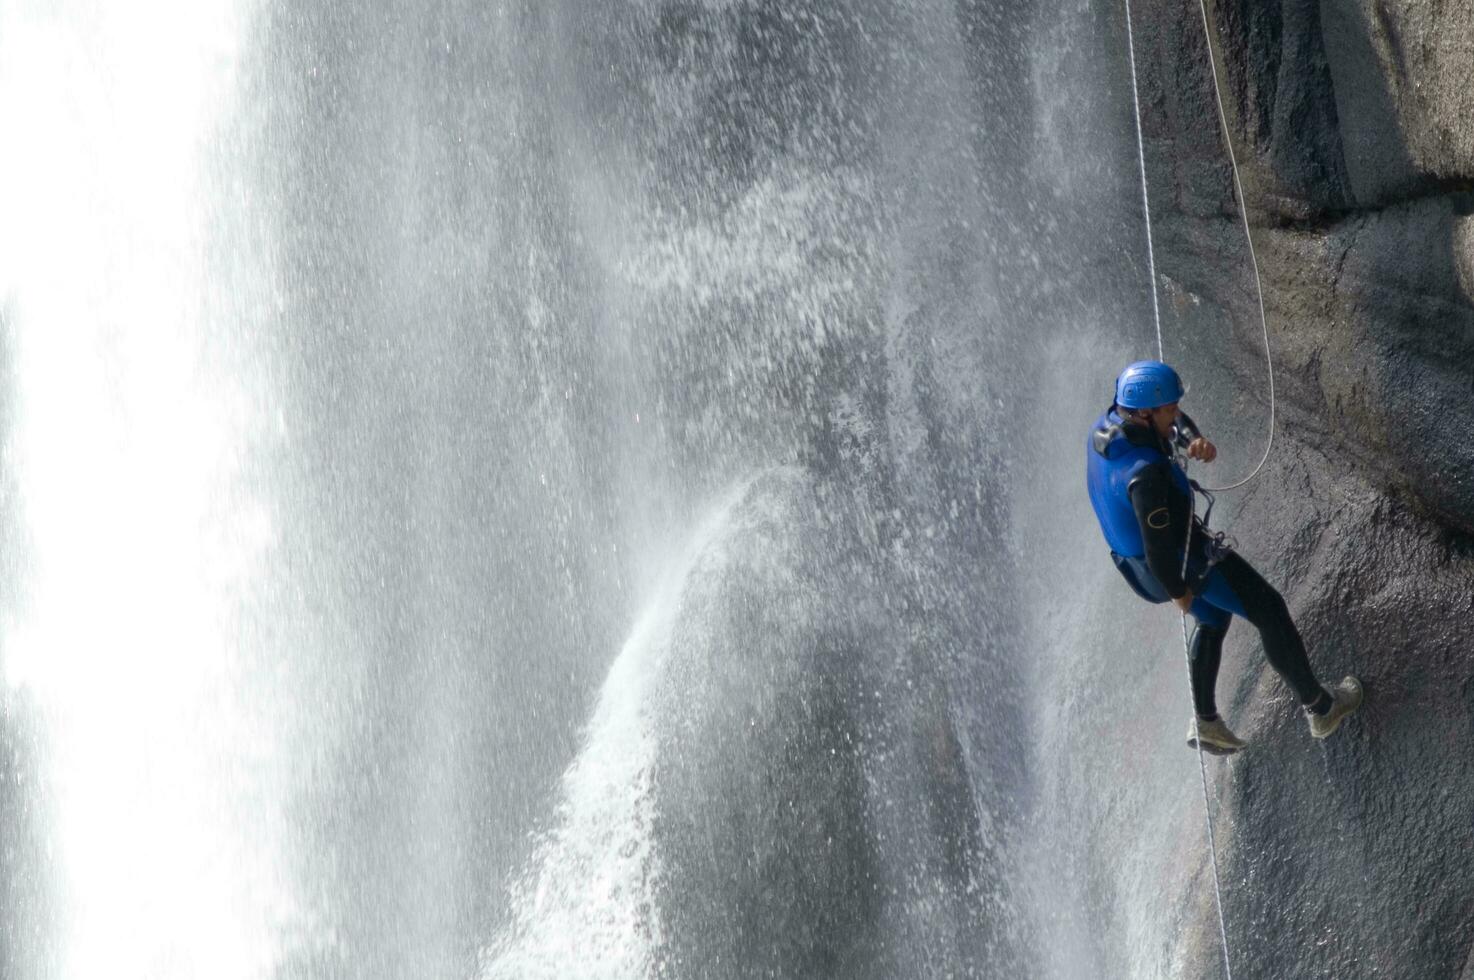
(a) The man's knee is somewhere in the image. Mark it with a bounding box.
[1246,587,1292,631]
[1190,590,1233,630]
[1219,554,1291,627]
[1189,621,1228,660]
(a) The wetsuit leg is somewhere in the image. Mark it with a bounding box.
[1188,622,1229,719]
[1183,585,1233,719]
[1194,553,1333,713]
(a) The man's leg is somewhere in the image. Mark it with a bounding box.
[1182,583,1232,719]
[1187,621,1229,719]
[1199,553,1334,715]
[1181,598,1244,751]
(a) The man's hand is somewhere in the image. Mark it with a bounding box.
[1173,590,1194,614]
[1186,437,1218,462]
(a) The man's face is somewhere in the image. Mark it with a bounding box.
[1146,402,1180,439]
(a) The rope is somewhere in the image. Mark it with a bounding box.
[1179,627,1238,978]
[1189,0,1276,493]
[1185,648,1236,980]
[1123,0,1237,976]
[1179,466,1235,980]
[1122,0,1164,356]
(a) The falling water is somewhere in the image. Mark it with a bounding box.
[0,1,302,977]
[0,0,1219,976]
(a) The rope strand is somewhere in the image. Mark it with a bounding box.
[1123,0,1164,358]
[1190,0,1276,493]
[1183,616,1235,980]
[1179,464,1235,980]
[1124,1,1236,976]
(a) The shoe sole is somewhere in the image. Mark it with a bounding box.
[1186,737,1243,756]
[1311,679,1364,740]
[1311,708,1358,739]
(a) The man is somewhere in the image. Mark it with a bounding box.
[1085,360,1361,754]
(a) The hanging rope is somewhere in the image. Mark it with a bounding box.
[1177,468,1235,980]
[1122,0,1165,356]
[1123,0,1238,976]
[1188,0,1278,494]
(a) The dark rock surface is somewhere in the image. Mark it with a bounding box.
[1125,0,1474,975]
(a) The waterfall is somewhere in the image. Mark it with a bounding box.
[481,480,768,979]
[0,2,305,978]
[0,0,1185,976]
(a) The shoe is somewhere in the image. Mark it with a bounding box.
[1186,716,1246,755]
[1308,676,1363,740]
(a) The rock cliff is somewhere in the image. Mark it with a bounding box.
[1126,0,1474,975]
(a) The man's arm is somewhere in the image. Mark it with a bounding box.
[1128,461,1192,601]
[1175,412,1218,462]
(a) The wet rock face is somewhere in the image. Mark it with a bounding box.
[1320,0,1474,202]
[1137,0,1474,529]
[1225,0,1474,531]
[1127,0,1474,975]
[1160,0,1474,219]
[1215,0,1354,218]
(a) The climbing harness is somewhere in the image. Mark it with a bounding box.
[1120,0,1287,972]
[1171,422,1240,575]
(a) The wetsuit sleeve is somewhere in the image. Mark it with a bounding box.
[1173,411,1203,451]
[1128,461,1190,598]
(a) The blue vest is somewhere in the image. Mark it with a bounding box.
[1085,409,1191,558]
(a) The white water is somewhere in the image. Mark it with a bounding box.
[481,482,757,979]
[0,3,301,977]
[0,1,1189,975]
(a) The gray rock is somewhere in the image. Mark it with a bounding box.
[1125,0,1474,975]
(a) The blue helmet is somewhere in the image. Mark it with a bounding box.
[1115,360,1185,410]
